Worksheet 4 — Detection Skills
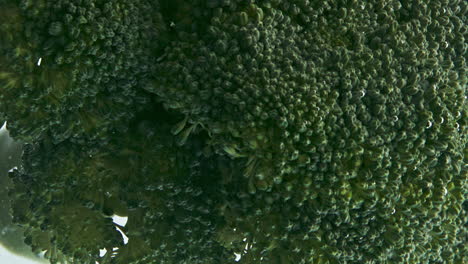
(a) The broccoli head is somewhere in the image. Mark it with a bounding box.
[0,0,165,144]
[151,0,467,262]
[1,0,467,263]
[8,106,239,264]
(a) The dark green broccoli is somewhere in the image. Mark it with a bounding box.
[1,0,467,264]
[0,0,165,144]
[0,125,46,261]
[150,1,467,262]
[8,106,239,264]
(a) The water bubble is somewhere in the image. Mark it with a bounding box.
[360,90,366,98]
[244,243,250,251]
[425,120,432,129]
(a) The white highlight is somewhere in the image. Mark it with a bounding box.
[0,244,42,264]
[99,249,107,257]
[112,215,129,245]
[426,120,432,129]
[112,215,128,227]
[1,121,6,130]
[37,58,42,66]
[117,228,129,245]
[234,253,241,262]
[111,248,119,258]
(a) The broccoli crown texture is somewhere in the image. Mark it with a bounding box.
[1,0,467,264]
[9,108,238,264]
[0,0,165,144]
[0,127,38,259]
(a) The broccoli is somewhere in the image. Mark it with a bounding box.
[1,0,467,263]
[0,125,45,261]
[0,0,166,144]
[8,106,238,263]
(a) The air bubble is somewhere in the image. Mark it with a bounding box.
[360,90,366,98]
[425,120,432,129]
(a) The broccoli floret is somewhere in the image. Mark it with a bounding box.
[8,106,238,264]
[0,126,42,260]
[150,0,467,262]
[2,0,467,263]
[0,0,165,144]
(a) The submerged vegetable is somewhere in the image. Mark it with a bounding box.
[1,0,466,263]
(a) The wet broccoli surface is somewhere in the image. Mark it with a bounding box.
[1,0,467,263]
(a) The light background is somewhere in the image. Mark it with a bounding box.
[0,245,41,264]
